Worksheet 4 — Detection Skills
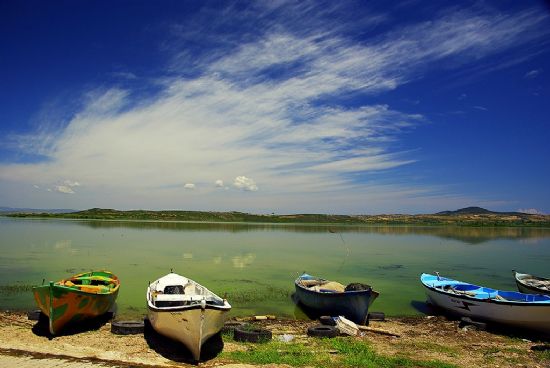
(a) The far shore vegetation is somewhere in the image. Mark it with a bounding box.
[5,207,550,227]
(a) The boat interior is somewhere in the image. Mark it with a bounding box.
[298,278,346,293]
[519,277,550,290]
[439,283,550,302]
[150,281,225,308]
[61,276,118,294]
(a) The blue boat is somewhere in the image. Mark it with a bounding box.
[421,273,550,334]
[294,273,379,325]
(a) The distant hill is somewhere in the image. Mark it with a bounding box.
[435,207,527,216]
[0,207,78,214]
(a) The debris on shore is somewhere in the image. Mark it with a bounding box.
[0,311,548,368]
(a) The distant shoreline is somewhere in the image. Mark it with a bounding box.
[5,207,550,227]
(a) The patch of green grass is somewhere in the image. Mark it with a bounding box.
[224,337,457,368]
[327,338,457,368]
[532,348,550,363]
[223,341,323,367]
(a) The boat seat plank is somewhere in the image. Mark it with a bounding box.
[155,294,205,302]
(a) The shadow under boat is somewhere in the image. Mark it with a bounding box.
[143,317,224,364]
[411,299,550,342]
[31,311,113,339]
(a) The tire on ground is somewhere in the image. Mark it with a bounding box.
[367,312,385,321]
[233,325,272,343]
[27,309,42,321]
[459,317,487,331]
[319,315,336,326]
[111,320,145,335]
[221,321,246,334]
[307,324,339,338]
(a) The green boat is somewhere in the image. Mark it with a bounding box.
[32,270,120,335]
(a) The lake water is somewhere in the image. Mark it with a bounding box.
[1,217,549,319]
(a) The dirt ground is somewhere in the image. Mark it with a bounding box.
[0,311,548,368]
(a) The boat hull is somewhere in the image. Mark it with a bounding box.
[294,276,378,325]
[148,305,229,360]
[33,283,118,335]
[421,274,550,334]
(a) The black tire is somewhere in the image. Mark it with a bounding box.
[233,325,272,343]
[345,283,371,292]
[459,317,487,331]
[221,321,246,334]
[368,312,385,321]
[531,344,549,352]
[111,320,145,335]
[27,309,42,321]
[307,324,339,338]
[319,316,336,326]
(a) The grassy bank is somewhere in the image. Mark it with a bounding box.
[222,336,458,368]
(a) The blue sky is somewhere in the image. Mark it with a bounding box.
[1,1,549,214]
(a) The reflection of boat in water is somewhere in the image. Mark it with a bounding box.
[421,273,550,334]
[146,272,231,361]
[33,270,120,335]
[514,271,550,295]
[294,273,378,325]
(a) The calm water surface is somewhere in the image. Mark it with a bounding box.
[1,217,549,319]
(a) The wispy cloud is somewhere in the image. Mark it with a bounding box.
[0,3,548,212]
[524,69,542,78]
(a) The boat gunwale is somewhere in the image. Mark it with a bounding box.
[146,302,231,313]
[294,281,376,298]
[32,282,120,296]
[294,276,376,297]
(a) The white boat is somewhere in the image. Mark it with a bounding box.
[146,272,231,361]
[513,271,550,295]
[421,273,550,334]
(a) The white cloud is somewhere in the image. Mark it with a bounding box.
[215,179,224,187]
[184,183,196,190]
[64,180,81,187]
[233,176,258,191]
[518,208,544,215]
[55,185,75,194]
[33,185,40,189]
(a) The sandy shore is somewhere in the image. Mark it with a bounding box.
[0,311,548,367]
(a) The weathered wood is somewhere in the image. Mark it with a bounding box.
[357,325,400,337]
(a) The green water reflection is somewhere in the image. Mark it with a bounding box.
[1,217,549,318]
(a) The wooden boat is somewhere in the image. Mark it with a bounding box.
[514,271,550,295]
[32,270,120,335]
[294,273,379,325]
[146,272,231,361]
[421,273,550,334]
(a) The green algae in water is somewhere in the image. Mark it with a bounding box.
[0,284,34,296]
[1,217,549,319]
